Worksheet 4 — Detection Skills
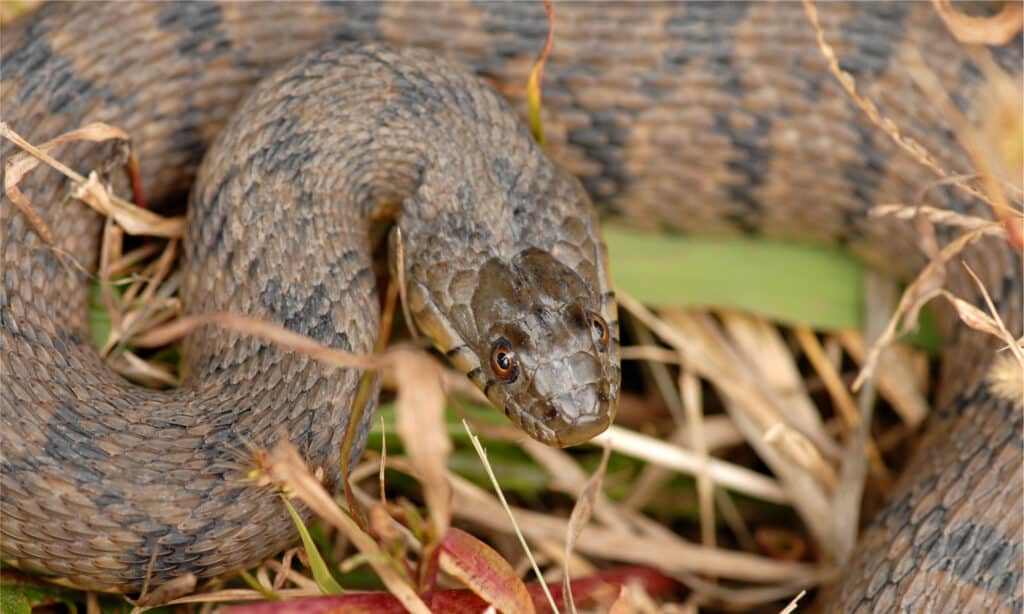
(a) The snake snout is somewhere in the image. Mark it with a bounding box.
[502,379,615,448]
[544,387,615,447]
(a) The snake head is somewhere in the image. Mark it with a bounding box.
[461,248,620,447]
[397,153,619,447]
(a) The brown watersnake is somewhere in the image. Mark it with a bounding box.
[1,2,1021,611]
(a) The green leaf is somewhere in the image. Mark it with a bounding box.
[603,225,942,352]
[604,225,863,330]
[281,497,345,595]
[0,587,30,614]
[0,576,78,614]
[88,283,113,351]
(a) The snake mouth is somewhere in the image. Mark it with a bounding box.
[507,388,616,448]
[550,412,613,448]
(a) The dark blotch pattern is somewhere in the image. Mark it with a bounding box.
[1,3,1020,610]
[838,3,910,78]
[156,3,230,62]
[715,112,772,234]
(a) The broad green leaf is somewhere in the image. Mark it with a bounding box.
[604,225,863,330]
[0,587,30,614]
[603,225,941,352]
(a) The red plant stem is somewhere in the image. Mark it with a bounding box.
[223,565,681,614]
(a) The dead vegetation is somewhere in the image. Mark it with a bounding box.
[2,1,1021,613]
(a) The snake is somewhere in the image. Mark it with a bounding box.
[1,2,1020,611]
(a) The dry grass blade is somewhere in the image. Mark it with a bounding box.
[872,204,1010,236]
[2,121,127,242]
[625,300,835,553]
[942,293,1005,339]
[725,402,834,559]
[521,440,629,532]
[607,584,653,614]
[931,0,1023,45]
[903,45,1023,249]
[830,274,891,565]
[562,442,611,613]
[104,241,164,277]
[447,472,827,584]
[133,313,381,369]
[90,212,183,384]
[107,352,180,388]
[792,327,891,489]
[853,223,1000,390]
[676,573,813,610]
[624,417,745,512]
[839,332,928,428]
[390,227,420,341]
[719,312,839,460]
[463,420,559,613]
[99,219,125,338]
[946,262,1024,368]
[680,371,716,550]
[616,323,689,512]
[264,440,431,614]
[129,573,196,610]
[0,122,185,240]
[619,344,682,365]
[591,425,789,505]
[526,0,555,145]
[779,590,807,614]
[392,350,452,540]
[268,556,321,592]
[800,0,992,210]
[163,589,322,607]
[616,296,835,513]
[74,171,185,238]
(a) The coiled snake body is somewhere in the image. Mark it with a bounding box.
[1,3,1021,611]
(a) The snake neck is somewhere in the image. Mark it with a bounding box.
[185,43,620,446]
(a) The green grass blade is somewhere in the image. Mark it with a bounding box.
[282,497,345,595]
[238,570,280,601]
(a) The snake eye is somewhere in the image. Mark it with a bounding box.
[490,339,518,383]
[588,312,610,349]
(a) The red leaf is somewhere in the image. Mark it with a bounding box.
[439,527,535,614]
